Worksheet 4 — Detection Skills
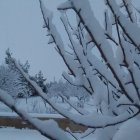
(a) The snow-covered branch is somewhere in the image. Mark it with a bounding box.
[39,0,140,129]
[106,0,140,49]
[1,0,140,139]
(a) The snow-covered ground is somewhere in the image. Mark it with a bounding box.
[0,127,95,140]
[0,127,47,140]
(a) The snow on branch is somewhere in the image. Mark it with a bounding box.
[122,0,136,23]
[57,1,72,10]
[4,44,139,132]
[61,0,140,105]
[106,0,140,49]
[1,0,140,139]
[39,0,140,139]
[4,1,136,130]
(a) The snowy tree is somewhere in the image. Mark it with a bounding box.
[21,60,30,74]
[47,80,89,106]
[5,49,33,97]
[0,0,140,140]
[47,80,65,99]
[31,70,47,93]
[0,65,22,98]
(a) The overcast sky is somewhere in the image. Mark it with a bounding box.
[0,0,139,82]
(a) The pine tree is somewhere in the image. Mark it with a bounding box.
[32,70,47,93]
[5,49,33,97]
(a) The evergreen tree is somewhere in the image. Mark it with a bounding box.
[32,70,47,93]
[0,65,20,97]
[21,60,30,74]
[5,49,33,97]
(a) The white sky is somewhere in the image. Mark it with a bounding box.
[0,0,139,81]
